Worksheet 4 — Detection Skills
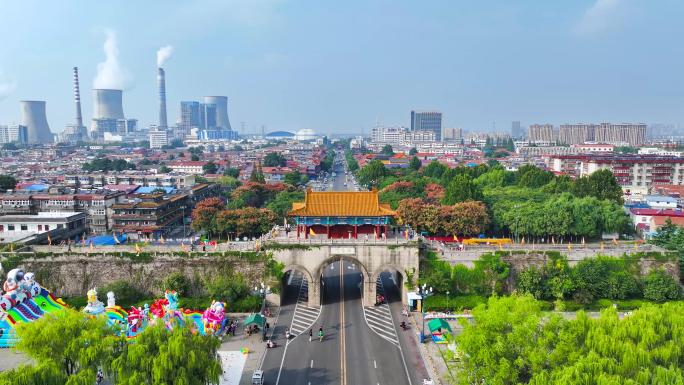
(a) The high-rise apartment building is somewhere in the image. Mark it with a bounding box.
[528,124,556,143]
[559,123,595,145]
[511,121,525,138]
[556,123,646,146]
[595,123,646,146]
[0,124,28,145]
[443,127,463,142]
[410,111,442,141]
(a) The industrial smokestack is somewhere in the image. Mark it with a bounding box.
[203,96,231,131]
[158,68,168,130]
[73,67,83,128]
[20,100,53,144]
[92,89,125,120]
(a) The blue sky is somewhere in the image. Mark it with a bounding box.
[0,0,682,135]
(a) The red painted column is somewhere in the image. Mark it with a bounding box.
[297,225,300,239]
[304,225,308,239]
[327,225,330,239]
[354,225,358,239]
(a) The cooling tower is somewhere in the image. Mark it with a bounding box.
[93,89,125,120]
[20,101,53,144]
[203,96,232,131]
[158,68,168,130]
[73,67,83,127]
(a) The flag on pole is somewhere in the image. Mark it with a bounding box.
[159,235,165,244]
[453,234,457,241]
[309,228,315,236]
[552,236,555,245]
[82,236,86,246]
[113,233,120,244]
[47,233,52,246]
[9,243,13,252]
[180,242,187,252]
[405,229,409,240]
[567,242,573,251]
[613,238,618,245]
[581,237,585,245]
[214,241,218,251]
[600,241,605,252]
[521,237,525,245]
[135,244,141,256]
[499,242,503,251]
[634,241,639,250]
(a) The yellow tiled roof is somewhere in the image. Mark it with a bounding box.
[288,189,396,217]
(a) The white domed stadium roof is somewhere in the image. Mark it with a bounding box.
[294,129,317,141]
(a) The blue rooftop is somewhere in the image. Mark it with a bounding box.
[135,186,175,194]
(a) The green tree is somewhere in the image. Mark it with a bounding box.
[1,142,18,150]
[202,161,218,174]
[356,160,387,188]
[516,267,545,299]
[381,144,394,156]
[409,147,418,155]
[266,190,305,219]
[442,174,483,205]
[409,156,421,171]
[283,170,309,186]
[573,169,624,204]
[110,324,221,385]
[190,154,200,161]
[223,167,240,178]
[160,272,190,297]
[12,309,118,382]
[100,280,147,308]
[158,165,171,173]
[422,160,448,179]
[263,152,287,167]
[249,164,265,183]
[643,270,680,302]
[0,174,17,192]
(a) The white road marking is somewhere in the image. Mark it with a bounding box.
[374,360,377,369]
[310,360,314,368]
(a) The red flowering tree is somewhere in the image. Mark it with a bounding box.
[191,197,225,235]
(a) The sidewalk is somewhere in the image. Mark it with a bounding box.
[219,295,280,385]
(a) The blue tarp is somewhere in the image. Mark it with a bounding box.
[135,186,175,194]
[80,234,128,246]
[23,184,50,192]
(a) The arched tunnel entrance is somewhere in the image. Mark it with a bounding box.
[316,256,375,307]
[281,266,315,307]
[372,267,406,308]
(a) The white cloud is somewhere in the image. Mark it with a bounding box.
[574,0,624,36]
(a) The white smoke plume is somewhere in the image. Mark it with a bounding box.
[93,29,130,89]
[0,69,16,100]
[157,45,174,67]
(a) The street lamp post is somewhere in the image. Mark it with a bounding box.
[446,290,450,312]
[254,282,270,314]
[418,283,433,343]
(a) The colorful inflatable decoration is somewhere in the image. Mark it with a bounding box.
[82,288,106,316]
[0,266,67,347]
[202,301,227,335]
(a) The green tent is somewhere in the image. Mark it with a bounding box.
[243,313,266,328]
[427,318,452,334]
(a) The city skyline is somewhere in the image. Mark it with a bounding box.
[1,1,684,134]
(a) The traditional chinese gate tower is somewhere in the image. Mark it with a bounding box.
[288,188,395,239]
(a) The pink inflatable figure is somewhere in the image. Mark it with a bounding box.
[202,301,227,335]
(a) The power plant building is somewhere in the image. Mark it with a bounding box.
[178,97,237,140]
[90,89,138,141]
[61,67,88,143]
[20,100,53,144]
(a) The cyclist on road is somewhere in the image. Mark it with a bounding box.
[318,327,324,342]
[309,328,313,342]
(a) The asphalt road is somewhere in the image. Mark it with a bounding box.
[261,260,419,385]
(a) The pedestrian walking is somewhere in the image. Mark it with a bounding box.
[309,328,313,342]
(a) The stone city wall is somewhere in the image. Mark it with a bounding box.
[0,252,268,298]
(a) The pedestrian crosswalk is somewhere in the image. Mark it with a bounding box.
[363,277,399,347]
[289,272,320,337]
